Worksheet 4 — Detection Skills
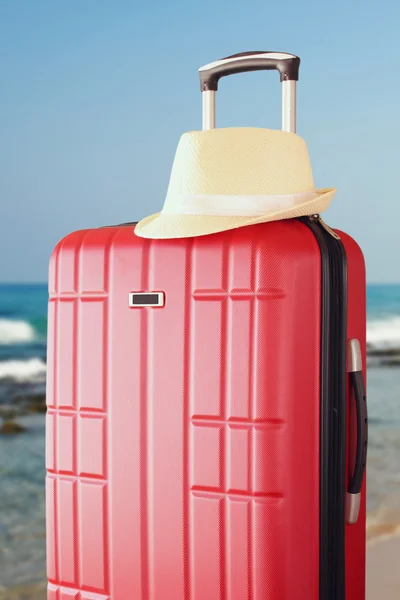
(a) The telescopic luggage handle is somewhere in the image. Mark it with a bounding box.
[198,51,300,133]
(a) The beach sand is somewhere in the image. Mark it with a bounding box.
[1,538,399,600]
[367,536,400,599]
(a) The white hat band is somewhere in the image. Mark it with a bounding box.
[161,190,319,217]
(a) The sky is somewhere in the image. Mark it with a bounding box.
[0,0,399,283]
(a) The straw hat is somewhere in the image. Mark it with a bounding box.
[135,127,336,239]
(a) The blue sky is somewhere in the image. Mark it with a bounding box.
[0,0,399,282]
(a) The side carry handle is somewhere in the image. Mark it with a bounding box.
[198,51,300,133]
[346,339,368,525]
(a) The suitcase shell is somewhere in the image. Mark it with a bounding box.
[45,219,366,600]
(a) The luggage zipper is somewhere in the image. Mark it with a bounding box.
[100,221,138,228]
[300,215,348,600]
[309,214,341,240]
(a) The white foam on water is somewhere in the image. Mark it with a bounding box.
[0,319,36,345]
[0,358,46,382]
[367,316,400,352]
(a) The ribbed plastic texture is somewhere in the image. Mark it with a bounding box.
[45,220,361,600]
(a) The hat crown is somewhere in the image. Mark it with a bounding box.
[134,126,336,240]
[164,128,315,208]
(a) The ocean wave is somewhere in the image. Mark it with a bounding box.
[0,358,46,382]
[367,316,400,365]
[0,319,37,345]
[367,316,400,350]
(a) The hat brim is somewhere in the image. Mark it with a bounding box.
[134,188,336,239]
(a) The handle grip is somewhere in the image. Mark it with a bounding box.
[346,339,368,525]
[198,51,300,91]
[198,51,300,133]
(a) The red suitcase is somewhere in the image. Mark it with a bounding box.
[45,53,367,600]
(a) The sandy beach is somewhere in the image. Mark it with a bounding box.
[367,536,400,599]
[0,537,397,600]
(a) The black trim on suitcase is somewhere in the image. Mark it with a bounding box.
[300,216,348,600]
[100,222,139,228]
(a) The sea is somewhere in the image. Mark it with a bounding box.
[0,283,399,591]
